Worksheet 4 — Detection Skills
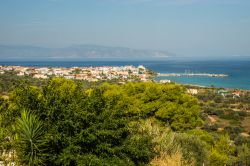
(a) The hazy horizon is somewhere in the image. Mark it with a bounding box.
[1,0,250,59]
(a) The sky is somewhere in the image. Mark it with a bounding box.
[0,0,250,58]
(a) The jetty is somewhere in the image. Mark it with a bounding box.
[157,73,228,77]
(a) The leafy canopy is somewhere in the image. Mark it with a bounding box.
[1,78,203,165]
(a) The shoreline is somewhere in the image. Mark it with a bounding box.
[156,79,250,91]
[1,63,249,91]
[180,83,250,91]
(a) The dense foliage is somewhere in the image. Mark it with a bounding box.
[0,71,46,94]
[0,77,249,165]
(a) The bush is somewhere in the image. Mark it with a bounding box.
[219,111,243,121]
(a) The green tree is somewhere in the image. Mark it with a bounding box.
[39,78,154,165]
[237,143,250,166]
[209,134,236,166]
[175,133,208,165]
[187,129,215,149]
[1,78,206,165]
[101,82,203,131]
[15,110,45,166]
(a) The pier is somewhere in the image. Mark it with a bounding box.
[157,73,228,77]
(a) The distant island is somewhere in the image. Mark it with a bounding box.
[0,44,174,61]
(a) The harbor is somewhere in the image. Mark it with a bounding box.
[157,73,228,77]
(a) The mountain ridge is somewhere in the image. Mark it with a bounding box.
[0,44,174,61]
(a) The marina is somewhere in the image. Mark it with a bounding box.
[157,73,228,77]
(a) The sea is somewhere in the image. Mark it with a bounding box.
[1,60,250,90]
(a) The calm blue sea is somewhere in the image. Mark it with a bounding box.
[1,60,250,90]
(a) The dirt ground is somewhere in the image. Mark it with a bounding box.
[242,116,250,133]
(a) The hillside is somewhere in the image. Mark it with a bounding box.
[0,74,249,165]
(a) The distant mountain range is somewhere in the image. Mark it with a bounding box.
[0,45,174,61]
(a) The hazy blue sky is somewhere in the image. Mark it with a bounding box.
[0,0,250,57]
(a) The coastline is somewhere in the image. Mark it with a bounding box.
[181,83,250,92]
[0,64,153,82]
[0,61,250,90]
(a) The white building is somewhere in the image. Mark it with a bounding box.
[187,89,198,95]
[33,74,48,79]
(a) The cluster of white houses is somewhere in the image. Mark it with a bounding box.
[0,65,153,82]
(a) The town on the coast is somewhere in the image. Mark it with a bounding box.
[0,64,230,83]
[0,65,155,82]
